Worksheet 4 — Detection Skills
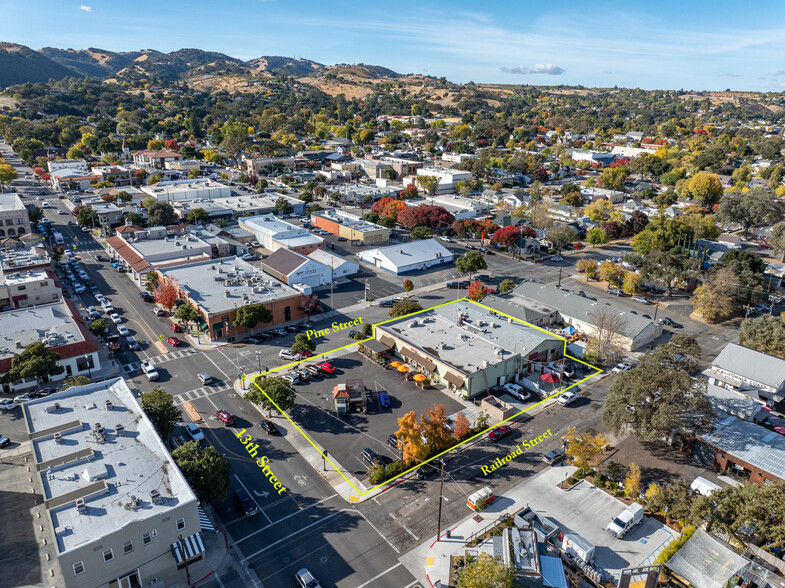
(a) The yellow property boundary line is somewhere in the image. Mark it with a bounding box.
[248,298,602,498]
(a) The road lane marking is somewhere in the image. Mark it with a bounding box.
[355,563,404,588]
[240,511,343,562]
[234,473,272,525]
[389,512,419,540]
[235,493,337,544]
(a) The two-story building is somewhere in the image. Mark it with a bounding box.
[0,193,31,238]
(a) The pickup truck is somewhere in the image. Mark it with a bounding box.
[140,360,159,381]
[607,502,644,538]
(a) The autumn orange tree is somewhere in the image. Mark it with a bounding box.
[420,404,453,454]
[453,412,470,440]
[154,278,179,311]
[468,280,492,301]
[395,411,427,466]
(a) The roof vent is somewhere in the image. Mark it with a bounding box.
[225,290,231,298]
[105,399,112,410]
[75,498,87,514]
[54,402,61,411]
[54,432,63,444]
[126,495,139,510]
[115,424,125,437]
[150,489,162,505]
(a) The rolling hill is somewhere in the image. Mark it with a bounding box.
[0,43,78,86]
[246,56,324,77]
[108,48,246,82]
[39,47,142,78]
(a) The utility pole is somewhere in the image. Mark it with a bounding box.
[179,535,191,586]
[436,460,445,542]
[557,267,562,288]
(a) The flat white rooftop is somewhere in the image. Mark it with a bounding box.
[1,267,49,286]
[23,378,196,554]
[0,300,86,361]
[0,193,25,212]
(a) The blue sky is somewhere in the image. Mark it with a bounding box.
[3,1,785,91]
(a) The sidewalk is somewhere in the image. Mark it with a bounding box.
[400,465,577,587]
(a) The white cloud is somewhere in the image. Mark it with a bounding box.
[501,64,565,75]
[768,70,785,76]
[80,5,92,12]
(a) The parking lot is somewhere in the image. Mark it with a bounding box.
[272,350,467,479]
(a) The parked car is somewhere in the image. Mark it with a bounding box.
[0,435,10,448]
[295,568,322,588]
[126,336,140,350]
[543,448,567,465]
[154,307,166,316]
[317,362,336,374]
[631,296,651,304]
[261,420,280,435]
[169,323,183,332]
[271,328,288,337]
[257,332,274,341]
[110,313,122,324]
[234,488,258,518]
[379,391,391,408]
[215,410,237,426]
[0,399,18,411]
[281,374,298,385]
[556,390,580,406]
[378,299,395,307]
[279,349,301,361]
[659,317,682,328]
[503,383,530,401]
[488,425,512,442]
[607,288,623,296]
[13,392,36,404]
[475,274,491,282]
[387,433,400,450]
[185,423,205,441]
[117,325,130,336]
[361,448,383,468]
[304,365,322,378]
[166,336,182,347]
[612,363,632,374]
[416,463,438,480]
[139,291,154,302]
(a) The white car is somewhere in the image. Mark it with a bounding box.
[439,236,453,243]
[0,399,18,410]
[504,383,530,401]
[81,226,90,233]
[95,293,105,303]
[117,325,130,336]
[556,390,580,406]
[73,283,85,293]
[109,313,122,324]
[612,363,632,374]
[13,393,35,404]
[57,210,67,215]
[279,349,302,361]
[185,423,205,441]
[631,296,650,304]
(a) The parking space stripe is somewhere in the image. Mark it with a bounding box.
[355,563,403,588]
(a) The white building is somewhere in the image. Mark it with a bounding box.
[140,178,231,203]
[357,238,454,275]
[0,193,31,237]
[0,299,101,393]
[0,266,60,310]
[406,167,473,194]
[22,378,202,588]
[164,159,201,171]
[307,249,359,279]
[261,248,333,289]
[239,214,324,255]
[47,159,89,173]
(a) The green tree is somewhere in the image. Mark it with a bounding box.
[186,207,209,224]
[140,386,183,441]
[187,167,201,179]
[57,375,92,391]
[415,175,439,196]
[642,250,694,297]
[28,206,43,224]
[564,426,609,471]
[389,299,423,318]
[456,553,515,588]
[771,220,785,262]
[586,226,608,245]
[174,304,199,332]
[3,342,64,387]
[116,190,132,203]
[124,211,145,226]
[147,202,178,226]
[547,225,576,251]
[291,333,316,355]
[716,187,781,236]
[499,279,516,294]
[685,172,724,207]
[402,279,414,292]
[171,441,232,503]
[246,376,297,417]
[410,226,431,240]
[145,271,160,294]
[599,165,629,191]
[220,120,249,163]
[234,303,273,330]
[456,250,487,281]
[602,335,713,441]
[275,196,291,214]
[740,316,785,357]
[76,206,99,228]
[89,318,109,337]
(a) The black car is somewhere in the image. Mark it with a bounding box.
[660,317,682,328]
[257,332,274,341]
[416,464,438,479]
[446,282,460,289]
[0,435,10,448]
[387,433,400,450]
[139,291,154,301]
[475,274,491,282]
[169,434,187,450]
[234,488,258,517]
[261,420,280,435]
[361,448,383,468]
[379,299,395,307]
[285,325,299,333]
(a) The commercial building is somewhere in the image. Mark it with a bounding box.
[417,194,492,220]
[374,301,564,399]
[0,299,101,393]
[0,266,60,310]
[47,159,89,173]
[239,214,324,255]
[261,248,332,290]
[140,178,231,203]
[693,416,785,485]
[0,193,31,237]
[0,241,51,272]
[405,167,473,194]
[131,148,183,168]
[91,165,134,187]
[505,281,662,351]
[310,209,389,245]
[357,238,454,274]
[706,343,785,407]
[22,378,202,588]
[330,183,399,204]
[307,249,359,279]
[160,257,304,341]
[172,193,305,221]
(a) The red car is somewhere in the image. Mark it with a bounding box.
[215,410,236,426]
[488,425,512,443]
[317,362,336,374]
[166,336,182,347]
[760,241,774,249]
[169,323,183,332]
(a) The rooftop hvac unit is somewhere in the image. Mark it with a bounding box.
[115,424,125,437]
[225,290,231,298]
[75,499,87,514]
[105,400,112,410]
[408,320,418,327]
[150,489,162,505]
[54,432,63,444]
[127,495,139,510]
[54,402,61,411]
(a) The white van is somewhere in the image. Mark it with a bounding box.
[467,486,496,511]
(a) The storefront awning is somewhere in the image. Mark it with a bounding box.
[361,339,391,354]
[400,347,436,371]
[171,533,205,565]
[379,334,396,348]
[443,371,465,388]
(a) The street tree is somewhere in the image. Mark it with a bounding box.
[0,163,18,188]
[174,304,199,332]
[299,294,321,319]
[622,271,642,295]
[690,267,737,323]
[234,303,273,329]
[740,316,785,358]
[420,403,454,454]
[770,220,785,261]
[467,280,492,301]
[171,441,232,503]
[415,175,439,196]
[410,226,431,240]
[76,206,99,228]
[141,386,182,441]
[602,336,713,442]
[402,279,414,293]
[395,411,428,466]
[456,250,487,281]
[624,463,642,498]
[456,553,515,588]
[57,375,91,391]
[599,261,624,286]
[147,202,178,226]
[186,207,209,224]
[291,333,316,355]
[145,271,160,293]
[89,318,109,337]
[499,279,516,294]
[28,206,43,223]
[2,342,64,388]
[588,306,628,365]
[389,299,423,318]
[153,279,179,311]
[564,426,609,471]
[547,225,576,251]
[587,227,608,245]
[716,187,782,236]
[246,376,297,417]
[577,259,598,280]
[453,412,471,440]
[642,250,693,297]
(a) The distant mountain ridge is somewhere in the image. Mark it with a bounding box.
[0,43,402,87]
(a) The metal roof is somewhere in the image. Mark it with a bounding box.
[712,343,785,390]
[665,529,745,588]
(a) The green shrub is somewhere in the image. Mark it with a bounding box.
[654,525,696,564]
[566,477,577,485]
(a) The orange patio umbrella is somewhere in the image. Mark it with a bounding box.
[397,365,410,372]
[413,374,427,381]
[391,361,402,368]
